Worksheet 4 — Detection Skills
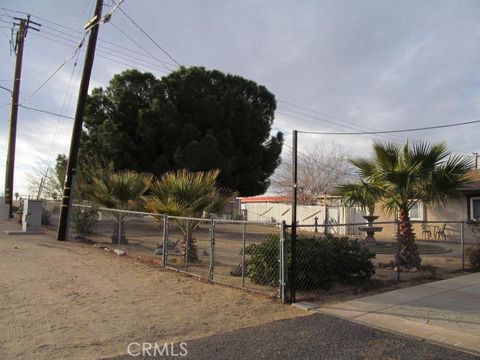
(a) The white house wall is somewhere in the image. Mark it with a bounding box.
[243,202,365,235]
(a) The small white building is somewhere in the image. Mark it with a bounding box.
[239,195,365,234]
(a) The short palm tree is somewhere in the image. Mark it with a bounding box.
[348,141,471,269]
[144,169,236,262]
[335,180,381,216]
[86,169,152,244]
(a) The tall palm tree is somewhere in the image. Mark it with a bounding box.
[144,169,236,262]
[348,141,471,269]
[86,169,152,244]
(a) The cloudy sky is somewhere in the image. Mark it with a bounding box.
[1,0,480,195]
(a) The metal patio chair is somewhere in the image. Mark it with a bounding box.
[435,224,447,241]
[421,223,432,240]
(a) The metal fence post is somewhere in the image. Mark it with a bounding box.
[162,215,168,268]
[117,211,122,251]
[208,217,215,282]
[242,221,246,287]
[279,221,288,303]
[396,220,400,281]
[185,219,190,272]
[461,221,465,270]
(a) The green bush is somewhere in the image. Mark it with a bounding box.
[245,234,376,290]
[71,206,98,236]
[244,236,280,286]
[466,245,480,271]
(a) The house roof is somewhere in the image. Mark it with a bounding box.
[460,170,480,194]
[240,196,291,203]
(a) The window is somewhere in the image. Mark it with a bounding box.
[409,201,424,221]
[470,197,480,221]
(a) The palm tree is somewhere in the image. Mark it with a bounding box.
[144,169,236,262]
[335,181,381,216]
[348,141,471,269]
[86,169,152,244]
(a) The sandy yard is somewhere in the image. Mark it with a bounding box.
[0,220,305,360]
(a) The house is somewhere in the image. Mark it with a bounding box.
[374,170,480,243]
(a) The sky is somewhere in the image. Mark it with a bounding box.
[1,0,480,196]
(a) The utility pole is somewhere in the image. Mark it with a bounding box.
[473,152,479,170]
[290,130,298,303]
[4,15,40,218]
[57,0,103,241]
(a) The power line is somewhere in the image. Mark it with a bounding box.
[282,142,354,178]
[277,99,409,144]
[18,104,74,119]
[0,27,10,42]
[19,2,125,105]
[32,19,177,67]
[19,33,87,104]
[297,119,480,135]
[276,99,474,155]
[30,31,169,77]
[109,20,174,72]
[117,6,182,67]
[38,25,176,68]
[46,51,82,163]
[276,109,406,147]
[0,85,12,94]
[33,31,171,73]
[1,8,179,71]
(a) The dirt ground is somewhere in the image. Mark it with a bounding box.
[0,220,305,360]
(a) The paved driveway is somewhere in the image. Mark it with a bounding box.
[310,272,480,356]
[108,313,478,360]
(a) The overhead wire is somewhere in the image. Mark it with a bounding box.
[297,119,480,135]
[117,6,182,67]
[109,20,174,72]
[282,142,355,178]
[29,31,169,77]
[18,105,74,119]
[276,99,476,155]
[18,32,87,105]
[16,1,126,105]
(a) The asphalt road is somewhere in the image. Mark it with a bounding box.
[106,313,479,360]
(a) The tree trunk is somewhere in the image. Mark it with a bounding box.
[176,219,199,263]
[183,232,198,263]
[395,207,421,269]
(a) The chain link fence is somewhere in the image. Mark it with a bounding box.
[60,204,480,303]
[287,220,478,302]
[68,204,280,297]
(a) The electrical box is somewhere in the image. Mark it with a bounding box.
[0,196,9,220]
[22,199,43,232]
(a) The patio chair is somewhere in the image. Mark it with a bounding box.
[435,224,447,241]
[421,223,432,240]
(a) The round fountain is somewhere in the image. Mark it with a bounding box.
[358,215,383,244]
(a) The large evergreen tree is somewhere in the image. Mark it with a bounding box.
[80,67,283,196]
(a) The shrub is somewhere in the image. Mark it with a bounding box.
[466,245,480,271]
[71,206,98,236]
[245,234,376,290]
[244,236,279,286]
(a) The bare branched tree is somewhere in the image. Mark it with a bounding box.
[26,155,67,199]
[270,144,356,201]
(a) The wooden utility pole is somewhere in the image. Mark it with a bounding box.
[4,15,40,217]
[57,0,103,240]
